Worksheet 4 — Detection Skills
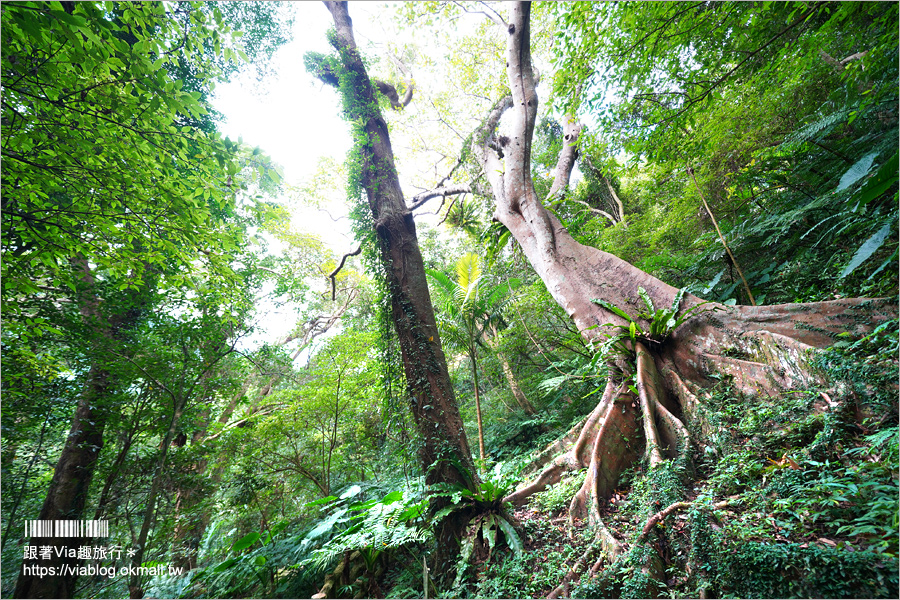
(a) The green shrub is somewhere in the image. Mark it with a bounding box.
[531,469,587,514]
[717,541,898,598]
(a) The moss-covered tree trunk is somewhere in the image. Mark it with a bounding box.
[320,0,479,576]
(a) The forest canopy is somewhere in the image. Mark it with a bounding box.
[1,2,897,599]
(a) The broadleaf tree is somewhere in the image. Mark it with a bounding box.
[335,1,896,592]
[426,2,896,590]
[2,2,288,597]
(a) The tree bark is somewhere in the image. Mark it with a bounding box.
[14,258,152,599]
[468,1,896,591]
[322,0,479,575]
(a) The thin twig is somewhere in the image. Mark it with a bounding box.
[687,167,756,306]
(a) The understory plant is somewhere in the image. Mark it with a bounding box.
[430,462,525,589]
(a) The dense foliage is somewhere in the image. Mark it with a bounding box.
[2,2,896,599]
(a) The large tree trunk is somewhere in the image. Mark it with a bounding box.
[14,259,151,599]
[321,0,479,577]
[469,1,897,592]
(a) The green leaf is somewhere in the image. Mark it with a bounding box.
[381,490,403,504]
[867,249,898,280]
[452,533,476,589]
[638,287,654,313]
[232,531,260,553]
[592,298,633,322]
[213,557,238,573]
[836,152,878,192]
[855,151,899,206]
[482,515,497,551]
[432,503,465,522]
[496,516,523,556]
[702,270,725,294]
[839,221,894,279]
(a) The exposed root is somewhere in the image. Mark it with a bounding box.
[702,353,783,396]
[509,342,695,528]
[660,366,709,434]
[504,378,618,506]
[636,500,724,544]
[312,549,388,599]
[504,324,844,598]
[701,328,824,396]
[547,537,605,599]
[312,550,362,599]
[636,342,666,466]
[568,389,640,527]
[505,341,714,598]
[655,398,691,457]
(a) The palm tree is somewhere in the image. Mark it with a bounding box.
[426,253,530,463]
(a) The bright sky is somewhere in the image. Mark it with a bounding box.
[212,3,348,235]
[209,2,533,349]
[210,2,389,347]
[213,4,333,171]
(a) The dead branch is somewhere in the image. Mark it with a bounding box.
[308,52,413,110]
[687,167,756,305]
[328,245,362,301]
[374,78,414,110]
[407,183,472,212]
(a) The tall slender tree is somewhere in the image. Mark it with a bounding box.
[427,252,528,462]
[310,0,480,573]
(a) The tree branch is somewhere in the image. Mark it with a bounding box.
[568,198,618,226]
[407,183,472,212]
[328,245,361,301]
[547,117,583,200]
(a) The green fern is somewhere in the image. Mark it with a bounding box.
[592,287,720,353]
[304,487,432,571]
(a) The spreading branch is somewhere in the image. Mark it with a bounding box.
[567,198,619,226]
[547,117,583,200]
[819,49,868,71]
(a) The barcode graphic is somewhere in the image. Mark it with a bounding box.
[26,520,108,538]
